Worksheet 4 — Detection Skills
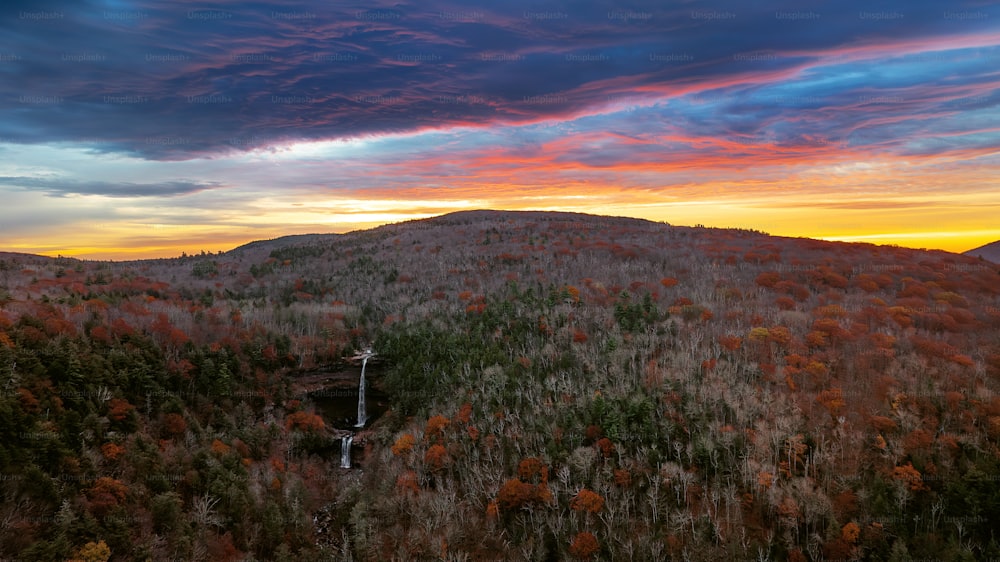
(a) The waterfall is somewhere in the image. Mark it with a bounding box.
[340,435,353,468]
[355,356,368,427]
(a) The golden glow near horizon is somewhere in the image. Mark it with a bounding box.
[5,122,1000,261]
[13,187,999,261]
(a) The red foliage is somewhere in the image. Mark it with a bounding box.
[775,297,796,310]
[892,462,927,491]
[110,318,135,338]
[718,335,742,352]
[424,415,450,441]
[596,437,616,458]
[568,532,599,560]
[424,444,449,471]
[106,398,134,422]
[455,402,472,424]
[285,411,325,432]
[614,468,632,487]
[755,271,781,289]
[86,477,128,517]
[100,442,126,461]
[205,531,241,562]
[585,424,603,442]
[391,434,415,456]
[571,489,605,513]
[517,457,549,484]
[496,478,537,511]
[903,429,934,453]
[163,413,188,437]
[396,470,419,495]
[17,388,40,413]
[211,439,232,456]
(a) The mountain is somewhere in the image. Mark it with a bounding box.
[964,239,1000,263]
[1,210,999,561]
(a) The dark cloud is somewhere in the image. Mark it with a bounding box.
[0,176,222,197]
[0,0,997,159]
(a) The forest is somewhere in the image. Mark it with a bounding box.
[1,209,998,561]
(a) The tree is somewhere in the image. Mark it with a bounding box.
[570,489,605,513]
[497,478,535,511]
[86,477,128,517]
[424,414,450,441]
[424,444,449,472]
[569,532,599,560]
[162,412,187,438]
[68,540,111,562]
[892,463,927,492]
[285,411,324,432]
[391,434,415,456]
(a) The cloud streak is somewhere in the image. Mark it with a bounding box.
[0,176,222,198]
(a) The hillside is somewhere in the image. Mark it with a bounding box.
[965,240,1000,263]
[1,210,999,561]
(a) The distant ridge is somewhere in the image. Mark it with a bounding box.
[964,240,1000,263]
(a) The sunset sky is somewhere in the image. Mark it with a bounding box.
[1,0,998,260]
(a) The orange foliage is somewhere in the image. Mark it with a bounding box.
[869,416,898,433]
[17,388,40,413]
[767,326,792,346]
[106,398,134,422]
[455,402,472,424]
[570,489,605,513]
[804,330,828,348]
[205,531,241,562]
[805,361,829,378]
[568,531,599,560]
[89,325,111,344]
[496,478,537,511]
[758,471,775,490]
[841,521,861,543]
[518,457,549,484]
[816,388,845,417]
[392,434,415,456]
[596,437,615,458]
[486,500,499,519]
[424,415,450,441]
[660,277,678,288]
[86,477,128,517]
[396,470,419,495]
[775,296,796,310]
[211,439,232,456]
[424,444,449,471]
[755,271,781,288]
[163,413,187,437]
[614,468,632,487]
[100,442,125,461]
[903,429,933,452]
[285,411,325,432]
[718,335,742,352]
[892,462,927,491]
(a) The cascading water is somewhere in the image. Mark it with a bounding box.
[340,435,353,468]
[355,355,369,427]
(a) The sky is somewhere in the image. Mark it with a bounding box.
[1,0,998,260]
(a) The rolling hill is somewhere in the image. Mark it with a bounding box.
[1,210,999,561]
[964,240,1000,263]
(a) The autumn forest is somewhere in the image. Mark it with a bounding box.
[1,210,999,561]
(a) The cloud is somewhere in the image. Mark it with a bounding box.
[0,0,997,159]
[0,176,222,197]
